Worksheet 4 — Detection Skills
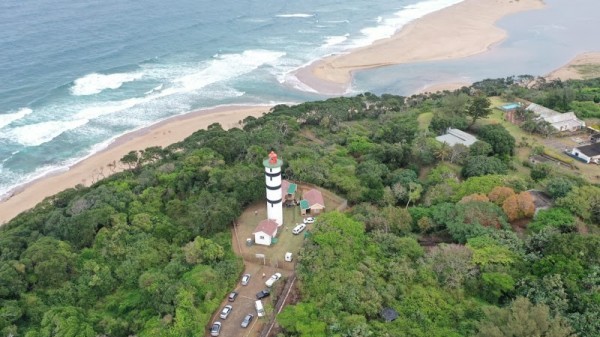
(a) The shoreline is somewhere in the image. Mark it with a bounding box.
[295,0,545,94]
[0,105,272,225]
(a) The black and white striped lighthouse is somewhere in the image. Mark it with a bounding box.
[263,151,283,226]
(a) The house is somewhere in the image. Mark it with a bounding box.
[253,219,279,246]
[281,180,297,206]
[571,143,600,164]
[299,188,325,215]
[435,128,478,147]
[525,103,585,132]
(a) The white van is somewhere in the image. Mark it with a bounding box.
[255,300,265,317]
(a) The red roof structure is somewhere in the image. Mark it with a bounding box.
[303,189,324,207]
[254,219,279,236]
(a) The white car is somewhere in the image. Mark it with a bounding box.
[292,223,306,235]
[219,305,232,319]
[265,272,282,287]
[241,273,251,286]
[285,252,293,262]
[303,217,315,224]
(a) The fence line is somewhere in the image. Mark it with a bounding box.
[259,273,297,337]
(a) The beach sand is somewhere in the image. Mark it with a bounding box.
[0,105,270,224]
[546,52,600,81]
[296,0,545,94]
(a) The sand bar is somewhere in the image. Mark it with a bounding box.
[0,105,271,225]
[545,52,600,81]
[297,0,545,94]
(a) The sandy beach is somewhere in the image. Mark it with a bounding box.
[296,0,544,94]
[0,105,270,224]
[545,52,600,81]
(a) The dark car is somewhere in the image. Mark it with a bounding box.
[256,289,270,300]
[228,291,238,302]
[241,314,254,328]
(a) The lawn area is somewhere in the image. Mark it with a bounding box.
[234,184,345,268]
[418,112,433,131]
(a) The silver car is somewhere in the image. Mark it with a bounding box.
[241,273,251,286]
[210,322,221,336]
[241,314,254,328]
[219,305,232,319]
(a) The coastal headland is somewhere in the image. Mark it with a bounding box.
[296,0,545,94]
[1,0,599,225]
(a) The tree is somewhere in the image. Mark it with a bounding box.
[502,192,536,221]
[488,186,516,206]
[120,150,140,170]
[546,177,574,199]
[470,140,493,156]
[528,208,575,233]
[462,156,508,178]
[475,297,575,337]
[556,185,600,223]
[478,124,516,157]
[182,237,225,265]
[531,163,553,181]
[466,94,492,128]
[427,244,477,289]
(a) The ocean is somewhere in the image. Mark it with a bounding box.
[0,0,598,199]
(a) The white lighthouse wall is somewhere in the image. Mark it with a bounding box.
[264,167,281,186]
[267,202,283,226]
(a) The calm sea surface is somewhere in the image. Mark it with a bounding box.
[0,0,598,198]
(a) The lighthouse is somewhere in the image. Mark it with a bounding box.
[263,151,283,226]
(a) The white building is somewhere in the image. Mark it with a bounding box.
[435,128,478,147]
[263,151,283,226]
[526,103,585,132]
[253,219,279,246]
[571,143,600,164]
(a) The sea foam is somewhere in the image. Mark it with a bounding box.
[71,72,144,96]
[3,119,89,146]
[172,50,286,93]
[276,14,314,18]
[0,108,32,129]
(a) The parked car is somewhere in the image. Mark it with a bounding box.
[256,289,270,299]
[285,252,293,262]
[228,291,238,302]
[303,217,315,224]
[265,272,282,287]
[292,223,306,235]
[210,321,222,336]
[219,305,233,319]
[241,314,254,328]
[241,273,251,286]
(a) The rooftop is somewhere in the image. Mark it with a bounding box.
[576,142,600,157]
[303,189,325,207]
[435,128,478,147]
[281,180,297,197]
[253,219,279,236]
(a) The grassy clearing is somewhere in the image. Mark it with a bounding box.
[572,64,600,79]
[234,185,345,266]
[418,112,433,131]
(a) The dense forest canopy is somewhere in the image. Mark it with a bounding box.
[0,77,599,337]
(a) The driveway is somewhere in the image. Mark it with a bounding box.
[206,264,289,337]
